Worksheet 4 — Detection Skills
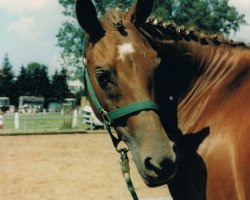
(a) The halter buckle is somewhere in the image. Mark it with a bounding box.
[100,109,112,127]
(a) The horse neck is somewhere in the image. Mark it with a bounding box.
[139,23,249,133]
[154,36,248,129]
[164,41,240,97]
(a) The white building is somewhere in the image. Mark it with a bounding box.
[68,80,84,94]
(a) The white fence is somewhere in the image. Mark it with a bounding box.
[0,110,104,133]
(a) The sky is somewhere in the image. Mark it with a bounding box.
[0,0,250,75]
[0,0,69,75]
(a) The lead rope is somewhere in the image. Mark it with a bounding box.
[119,148,139,200]
[105,124,139,200]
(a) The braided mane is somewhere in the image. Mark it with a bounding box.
[101,7,249,49]
[140,17,250,49]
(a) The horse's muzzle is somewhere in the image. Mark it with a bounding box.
[142,156,177,187]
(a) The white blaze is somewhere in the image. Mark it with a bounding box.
[117,43,135,62]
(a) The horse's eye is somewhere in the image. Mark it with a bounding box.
[94,68,111,89]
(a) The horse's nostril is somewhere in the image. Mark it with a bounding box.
[144,157,161,171]
[144,157,151,169]
[144,156,175,175]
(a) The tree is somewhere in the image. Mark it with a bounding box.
[0,69,4,96]
[153,0,247,34]
[56,0,246,69]
[2,54,14,83]
[15,64,72,104]
[26,63,51,98]
[56,21,85,69]
[15,65,29,96]
[0,54,15,103]
[51,68,71,101]
[15,63,51,98]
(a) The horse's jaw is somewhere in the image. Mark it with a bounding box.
[115,124,177,187]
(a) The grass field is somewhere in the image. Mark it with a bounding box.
[1,112,92,133]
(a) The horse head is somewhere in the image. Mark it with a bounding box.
[76,0,176,187]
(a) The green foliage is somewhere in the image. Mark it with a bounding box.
[0,54,15,103]
[31,64,51,98]
[56,21,85,68]
[17,63,51,98]
[153,0,247,34]
[94,0,133,15]
[2,54,14,83]
[95,0,116,15]
[51,68,71,102]
[15,66,30,97]
[58,0,76,17]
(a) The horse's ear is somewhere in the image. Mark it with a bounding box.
[127,0,155,26]
[76,0,105,42]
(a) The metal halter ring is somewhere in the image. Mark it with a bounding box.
[100,109,112,126]
[117,148,129,154]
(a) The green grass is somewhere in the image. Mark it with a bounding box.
[1,113,90,133]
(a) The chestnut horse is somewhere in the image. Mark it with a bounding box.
[76,0,250,199]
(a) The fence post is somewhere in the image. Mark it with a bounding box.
[90,115,93,131]
[15,112,19,129]
[0,112,3,129]
[72,109,78,128]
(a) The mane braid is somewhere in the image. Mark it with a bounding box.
[141,17,250,49]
